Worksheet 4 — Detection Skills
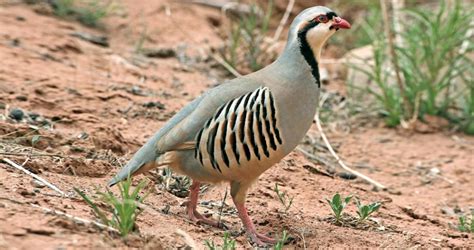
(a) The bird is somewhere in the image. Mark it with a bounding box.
[108,6,350,246]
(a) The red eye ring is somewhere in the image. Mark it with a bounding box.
[315,15,329,23]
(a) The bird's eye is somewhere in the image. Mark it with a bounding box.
[316,15,329,23]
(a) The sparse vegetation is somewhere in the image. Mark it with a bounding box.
[74,177,150,237]
[219,1,276,74]
[457,212,474,233]
[351,1,474,132]
[355,198,381,222]
[52,0,118,27]
[204,231,236,250]
[326,193,352,222]
[273,230,289,250]
[274,183,294,213]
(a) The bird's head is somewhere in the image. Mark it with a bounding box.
[287,6,351,62]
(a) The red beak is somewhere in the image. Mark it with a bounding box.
[333,17,351,29]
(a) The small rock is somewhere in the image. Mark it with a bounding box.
[130,85,147,96]
[28,112,40,120]
[16,16,26,21]
[337,172,357,180]
[31,179,46,189]
[0,102,5,109]
[77,131,89,139]
[9,108,24,121]
[142,101,165,109]
[15,95,28,101]
[69,146,86,153]
[18,188,35,197]
[10,38,20,47]
[141,47,176,58]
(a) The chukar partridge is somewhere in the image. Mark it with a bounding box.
[109,6,350,246]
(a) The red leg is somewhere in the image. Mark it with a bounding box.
[233,202,277,245]
[187,180,223,228]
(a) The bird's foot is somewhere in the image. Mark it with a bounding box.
[256,232,277,244]
[189,210,226,229]
[247,231,277,246]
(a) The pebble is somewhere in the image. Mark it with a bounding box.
[77,131,89,140]
[337,172,357,180]
[31,179,46,188]
[130,85,146,96]
[28,112,40,120]
[15,95,28,101]
[141,47,176,58]
[18,188,35,197]
[143,101,166,109]
[9,108,24,121]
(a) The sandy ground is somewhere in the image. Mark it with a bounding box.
[0,1,473,249]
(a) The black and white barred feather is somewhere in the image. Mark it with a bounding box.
[195,87,283,172]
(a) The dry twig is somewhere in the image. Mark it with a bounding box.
[272,0,295,42]
[380,0,411,119]
[210,53,242,77]
[2,158,67,196]
[314,113,387,190]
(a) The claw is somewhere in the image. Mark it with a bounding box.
[189,210,227,229]
[186,180,226,229]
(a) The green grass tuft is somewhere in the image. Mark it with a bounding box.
[350,1,474,133]
[204,231,236,250]
[274,183,294,213]
[74,177,150,237]
[52,0,118,27]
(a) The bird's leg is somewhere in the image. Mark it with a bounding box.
[230,181,277,246]
[187,180,223,228]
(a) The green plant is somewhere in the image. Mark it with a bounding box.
[74,177,150,237]
[220,1,275,74]
[326,193,352,222]
[204,231,236,250]
[351,1,474,132]
[273,230,288,250]
[355,198,381,222]
[53,0,75,17]
[457,212,474,233]
[52,0,118,27]
[274,183,294,213]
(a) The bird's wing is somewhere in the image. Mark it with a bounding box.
[194,86,283,174]
[108,78,261,186]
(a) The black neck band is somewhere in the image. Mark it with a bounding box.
[298,21,321,88]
